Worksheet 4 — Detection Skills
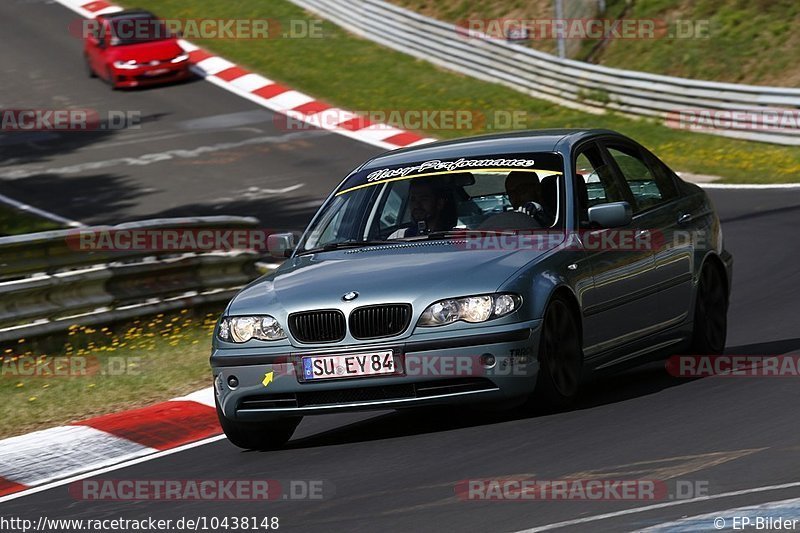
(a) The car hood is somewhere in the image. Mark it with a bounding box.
[109,39,183,62]
[228,242,553,316]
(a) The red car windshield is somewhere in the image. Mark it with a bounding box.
[107,16,172,45]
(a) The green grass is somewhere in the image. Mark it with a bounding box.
[597,0,800,86]
[389,0,800,86]
[124,0,800,183]
[0,308,219,438]
[0,204,64,236]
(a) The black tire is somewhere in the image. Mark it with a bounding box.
[689,262,728,355]
[530,296,584,411]
[216,397,300,450]
[104,66,119,90]
[85,56,96,78]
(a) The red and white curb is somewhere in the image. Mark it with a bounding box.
[0,388,218,498]
[53,0,435,151]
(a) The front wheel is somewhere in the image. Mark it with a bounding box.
[216,397,301,450]
[689,262,728,354]
[85,55,96,78]
[528,296,583,411]
[104,66,119,90]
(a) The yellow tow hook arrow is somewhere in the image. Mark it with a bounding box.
[262,371,274,387]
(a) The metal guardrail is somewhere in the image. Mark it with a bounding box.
[0,216,264,342]
[291,0,800,145]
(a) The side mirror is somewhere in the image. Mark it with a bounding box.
[588,201,632,228]
[267,232,296,258]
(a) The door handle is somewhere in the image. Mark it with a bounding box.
[678,213,693,224]
[635,229,650,240]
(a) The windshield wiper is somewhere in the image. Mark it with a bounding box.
[295,240,393,256]
[396,229,518,241]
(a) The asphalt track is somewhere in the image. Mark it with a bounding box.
[2,1,800,531]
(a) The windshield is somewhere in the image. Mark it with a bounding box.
[298,152,564,253]
[108,16,172,46]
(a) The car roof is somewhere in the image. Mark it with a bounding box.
[359,129,622,170]
[98,9,157,20]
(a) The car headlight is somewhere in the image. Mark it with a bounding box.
[171,54,189,63]
[418,293,522,327]
[218,315,286,342]
[113,60,139,70]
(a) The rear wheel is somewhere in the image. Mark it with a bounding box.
[690,262,728,354]
[530,296,583,411]
[216,397,301,450]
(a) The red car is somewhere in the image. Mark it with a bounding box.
[83,10,191,89]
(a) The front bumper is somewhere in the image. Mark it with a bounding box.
[212,320,542,421]
[112,63,190,88]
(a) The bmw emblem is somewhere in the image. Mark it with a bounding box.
[342,291,359,302]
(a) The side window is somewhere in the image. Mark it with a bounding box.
[574,145,625,224]
[645,152,680,201]
[607,145,674,212]
[576,152,608,206]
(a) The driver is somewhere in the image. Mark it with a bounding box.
[389,178,455,238]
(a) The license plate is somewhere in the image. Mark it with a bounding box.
[144,68,169,77]
[302,350,396,381]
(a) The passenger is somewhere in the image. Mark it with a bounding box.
[505,171,553,226]
[506,171,542,209]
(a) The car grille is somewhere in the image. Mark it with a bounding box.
[349,304,412,340]
[135,70,177,81]
[288,310,346,343]
[237,378,497,411]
